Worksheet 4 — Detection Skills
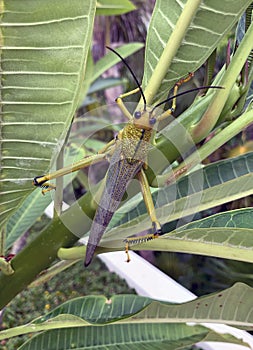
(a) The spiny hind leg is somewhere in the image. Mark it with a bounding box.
[124,168,161,262]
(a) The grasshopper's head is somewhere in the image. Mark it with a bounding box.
[133,108,157,130]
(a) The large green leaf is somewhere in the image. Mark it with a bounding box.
[18,324,242,350]
[145,215,253,263]
[18,324,245,350]
[1,285,252,349]
[142,0,252,102]
[105,153,253,240]
[0,1,96,226]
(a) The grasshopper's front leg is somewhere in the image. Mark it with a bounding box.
[115,87,142,121]
[33,140,116,194]
[156,73,194,122]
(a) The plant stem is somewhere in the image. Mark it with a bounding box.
[54,146,64,216]
[0,190,95,309]
[192,20,253,141]
[155,108,253,186]
[143,0,202,105]
[0,227,5,256]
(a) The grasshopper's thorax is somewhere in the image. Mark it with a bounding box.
[121,108,155,163]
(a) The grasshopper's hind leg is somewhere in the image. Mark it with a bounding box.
[124,168,161,262]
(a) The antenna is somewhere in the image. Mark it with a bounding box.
[106,46,147,109]
[151,86,224,115]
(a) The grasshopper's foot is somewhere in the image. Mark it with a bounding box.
[123,227,160,263]
[152,221,162,235]
[125,241,131,263]
[33,176,56,195]
[41,183,56,195]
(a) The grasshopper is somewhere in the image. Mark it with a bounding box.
[33,47,220,266]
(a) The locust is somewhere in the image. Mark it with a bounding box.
[33,47,221,266]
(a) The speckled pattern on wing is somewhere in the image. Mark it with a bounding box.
[85,143,145,266]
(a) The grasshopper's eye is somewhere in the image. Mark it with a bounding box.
[149,117,156,125]
[134,111,141,119]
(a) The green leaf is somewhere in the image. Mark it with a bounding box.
[159,208,253,263]
[1,286,252,349]
[18,324,246,350]
[96,0,136,16]
[154,222,253,263]
[88,77,128,95]
[37,295,151,324]
[0,0,96,227]
[5,143,86,250]
[179,207,253,230]
[5,191,52,251]
[103,153,253,250]
[142,0,252,102]
[132,282,253,327]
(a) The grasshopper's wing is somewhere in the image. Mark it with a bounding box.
[85,146,142,266]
